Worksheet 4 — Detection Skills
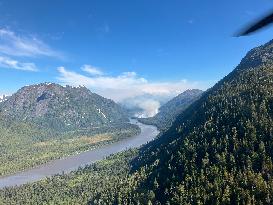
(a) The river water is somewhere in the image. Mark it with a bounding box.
[0,119,159,188]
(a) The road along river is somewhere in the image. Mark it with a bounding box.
[0,119,159,188]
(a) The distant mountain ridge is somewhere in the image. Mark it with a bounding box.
[0,83,129,131]
[138,89,203,130]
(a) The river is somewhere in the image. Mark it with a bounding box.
[0,119,159,188]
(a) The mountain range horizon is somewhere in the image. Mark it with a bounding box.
[1,82,205,118]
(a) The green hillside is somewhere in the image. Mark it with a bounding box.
[0,83,129,131]
[126,39,273,204]
[2,40,273,204]
[0,83,139,176]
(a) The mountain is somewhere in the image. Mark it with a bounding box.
[0,83,139,177]
[125,39,273,204]
[0,83,129,131]
[2,41,273,204]
[138,89,203,130]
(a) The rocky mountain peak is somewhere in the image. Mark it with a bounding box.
[0,83,128,131]
[237,39,273,70]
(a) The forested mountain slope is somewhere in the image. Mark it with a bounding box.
[125,39,273,204]
[138,89,203,130]
[0,83,139,176]
[2,40,273,204]
[0,83,129,131]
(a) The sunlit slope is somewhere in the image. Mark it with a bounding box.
[128,39,273,204]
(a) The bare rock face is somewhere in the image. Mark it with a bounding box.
[0,83,128,131]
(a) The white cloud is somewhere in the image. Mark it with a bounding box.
[57,66,209,117]
[0,56,37,71]
[81,64,103,76]
[0,28,63,58]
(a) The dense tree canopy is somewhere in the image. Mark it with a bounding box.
[127,39,273,204]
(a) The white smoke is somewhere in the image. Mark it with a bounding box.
[120,95,170,118]
[133,99,160,118]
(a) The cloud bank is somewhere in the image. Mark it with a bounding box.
[57,65,209,117]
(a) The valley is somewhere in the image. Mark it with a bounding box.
[0,83,140,176]
[0,120,139,176]
[1,37,273,204]
[0,119,159,188]
[1,1,273,204]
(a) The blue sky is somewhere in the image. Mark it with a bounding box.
[1,0,273,107]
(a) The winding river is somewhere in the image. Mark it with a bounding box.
[0,119,159,188]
